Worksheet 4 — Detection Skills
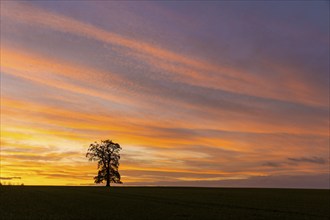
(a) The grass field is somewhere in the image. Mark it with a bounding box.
[0,186,329,219]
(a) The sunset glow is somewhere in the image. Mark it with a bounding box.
[0,1,329,188]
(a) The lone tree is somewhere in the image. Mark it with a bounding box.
[86,140,122,187]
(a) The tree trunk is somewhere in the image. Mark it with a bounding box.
[106,162,110,187]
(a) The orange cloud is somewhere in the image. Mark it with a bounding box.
[1,2,326,108]
[1,2,328,186]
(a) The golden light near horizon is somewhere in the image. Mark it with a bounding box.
[0,1,329,188]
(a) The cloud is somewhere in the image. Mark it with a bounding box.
[1,1,328,108]
[1,2,328,137]
[124,174,330,189]
[263,156,328,168]
[262,162,282,167]
[287,157,326,164]
[0,1,328,187]
[2,151,81,162]
[2,44,328,136]
[0,177,21,180]
[0,47,140,108]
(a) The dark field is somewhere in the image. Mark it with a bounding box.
[0,186,329,220]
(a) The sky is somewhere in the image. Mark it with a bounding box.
[0,1,329,188]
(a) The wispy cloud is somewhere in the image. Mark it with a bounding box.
[124,174,330,189]
[262,162,282,167]
[1,1,328,107]
[0,1,328,187]
[0,177,21,180]
[288,157,326,165]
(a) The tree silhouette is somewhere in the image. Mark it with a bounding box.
[86,140,122,187]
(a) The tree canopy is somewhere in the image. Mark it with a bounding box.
[86,140,122,186]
